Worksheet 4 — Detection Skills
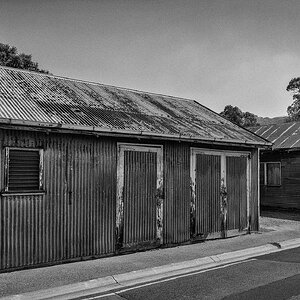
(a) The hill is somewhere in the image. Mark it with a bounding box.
[257,116,288,126]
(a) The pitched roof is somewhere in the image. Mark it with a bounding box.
[250,122,300,150]
[0,66,269,146]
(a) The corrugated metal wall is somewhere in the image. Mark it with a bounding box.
[0,128,260,271]
[123,151,157,248]
[226,156,247,231]
[195,154,221,236]
[0,129,116,270]
[164,142,190,244]
[260,151,300,210]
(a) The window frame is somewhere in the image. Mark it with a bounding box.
[260,161,281,187]
[4,147,44,194]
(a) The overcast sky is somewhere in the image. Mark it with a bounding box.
[1,0,300,117]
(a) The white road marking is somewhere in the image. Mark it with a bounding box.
[87,259,256,299]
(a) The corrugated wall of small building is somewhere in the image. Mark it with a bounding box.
[260,150,300,210]
[0,128,260,271]
[0,129,116,271]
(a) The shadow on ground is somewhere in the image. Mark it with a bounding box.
[261,209,300,222]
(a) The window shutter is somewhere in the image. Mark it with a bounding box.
[8,150,40,191]
[266,163,281,186]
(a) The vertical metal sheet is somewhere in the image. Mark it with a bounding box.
[164,142,190,244]
[250,149,259,231]
[123,150,157,247]
[195,154,221,235]
[0,129,117,271]
[226,156,247,231]
[0,194,44,269]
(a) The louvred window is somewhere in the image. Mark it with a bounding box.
[6,148,43,192]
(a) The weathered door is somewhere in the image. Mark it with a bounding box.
[191,153,222,239]
[191,149,250,239]
[226,156,248,232]
[116,144,163,251]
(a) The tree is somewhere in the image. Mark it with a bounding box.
[0,43,49,74]
[286,77,300,121]
[220,105,259,127]
[242,111,259,127]
[220,105,244,126]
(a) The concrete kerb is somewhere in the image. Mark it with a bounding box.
[2,238,300,300]
[280,238,300,250]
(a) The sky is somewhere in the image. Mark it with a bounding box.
[1,0,300,117]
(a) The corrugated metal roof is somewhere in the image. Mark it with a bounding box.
[249,122,300,149]
[0,66,269,146]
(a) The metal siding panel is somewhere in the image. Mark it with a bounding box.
[195,154,221,235]
[123,151,157,247]
[164,142,190,244]
[250,149,259,230]
[0,129,117,271]
[0,194,44,269]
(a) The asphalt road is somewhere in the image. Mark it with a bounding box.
[95,247,300,300]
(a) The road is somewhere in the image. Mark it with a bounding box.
[92,247,300,300]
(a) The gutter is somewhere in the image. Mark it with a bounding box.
[0,118,272,148]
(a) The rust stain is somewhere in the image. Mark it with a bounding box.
[220,178,228,239]
[190,177,196,238]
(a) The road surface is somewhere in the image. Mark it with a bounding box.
[93,247,300,300]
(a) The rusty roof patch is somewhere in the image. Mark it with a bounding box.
[0,66,269,146]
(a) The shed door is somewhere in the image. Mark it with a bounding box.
[116,144,163,251]
[193,153,221,237]
[191,149,249,239]
[226,156,248,231]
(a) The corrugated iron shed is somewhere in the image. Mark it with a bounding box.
[250,122,300,150]
[0,66,269,146]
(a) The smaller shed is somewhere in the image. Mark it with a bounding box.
[251,122,300,210]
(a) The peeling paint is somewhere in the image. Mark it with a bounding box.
[220,177,228,239]
[190,177,196,238]
[116,144,163,250]
[191,148,251,240]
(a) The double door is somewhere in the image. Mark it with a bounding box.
[116,145,250,251]
[191,149,250,239]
